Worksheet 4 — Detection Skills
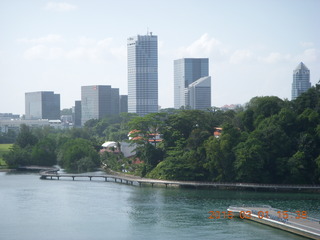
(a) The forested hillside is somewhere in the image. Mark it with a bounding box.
[3,84,320,184]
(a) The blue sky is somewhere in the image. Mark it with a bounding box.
[1,0,319,115]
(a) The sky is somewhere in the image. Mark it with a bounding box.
[0,0,319,115]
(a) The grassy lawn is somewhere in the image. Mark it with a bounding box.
[0,144,12,166]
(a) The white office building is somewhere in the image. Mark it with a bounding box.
[174,58,209,109]
[187,76,211,110]
[291,62,311,100]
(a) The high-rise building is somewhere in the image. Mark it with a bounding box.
[174,58,209,109]
[127,33,158,116]
[74,100,81,127]
[187,76,211,110]
[119,95,128,113]
[111,88,120,116]
[81,85,119,125]
[291,62,311,100]
[25,91,60,120]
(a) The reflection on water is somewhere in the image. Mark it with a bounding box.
[0,172,319,240]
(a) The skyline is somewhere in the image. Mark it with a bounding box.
[1,0,320,115]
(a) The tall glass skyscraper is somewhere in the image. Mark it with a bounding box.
[127,33,158,116]
[291,62,311,100]
[174,58,209,109]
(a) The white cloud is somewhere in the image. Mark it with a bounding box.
[21,36,126,63]
[296,48,319,62]
[109,46,126,61]
[300,42,314,48]
[24,45,64,60]
[176,33,221,57]
[45,2,77,12]
[260,48,320,64]
[97,38,113,48]
[229,49,254,64]
[78,37,97,46]
[17,34,63,44]
[261,52,292,64]
[65,37,114,63]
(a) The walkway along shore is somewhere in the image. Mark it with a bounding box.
[39,170,320,191]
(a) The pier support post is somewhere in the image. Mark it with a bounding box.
[120,179,122,183]
[126,180,128,184]
[139,182,141,187]
[72,176,75,181]
[57,176,60,180]
[151,183,154,188]
[165,183,168,188]
[105,177,107,182]
[115,178,117,182]
[89,176,92,181]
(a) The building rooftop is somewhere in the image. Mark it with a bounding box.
[294,62,309,71]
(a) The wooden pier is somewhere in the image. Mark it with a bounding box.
[228,205,320,240]
[39,171,320,191]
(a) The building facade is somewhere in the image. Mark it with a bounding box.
[291,62,311,100]
[81,85,119,125]
[0,113,20,120]
[119,95,128,113]
[187,76,211,110]
[74,100,82,127]
[25,91,60,120]
[111,88,120,116]
[174,58,209,109]
[127,33,158,116]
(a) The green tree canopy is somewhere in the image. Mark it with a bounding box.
[58,138,100,172]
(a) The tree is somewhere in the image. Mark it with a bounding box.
[148,148,207,181]
[3,145,32,167]
[243,96,284,129]
[234,137,265,183]
[293,84,320,115]
[16,124,38,148]
[0,129,17,143]
[204,124,241,182]
[31,137,57,166]
[57,138,100,172]
[287,151,308,184]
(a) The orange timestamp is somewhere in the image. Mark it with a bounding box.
[208,210,308,221]
[208,211,234,219]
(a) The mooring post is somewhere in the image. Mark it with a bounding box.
[120,179,122,183]
[151,183,154,188]
[89,176,92,181]
[165,183,168,188]
[105,177,107,182]
[57,176,60,180]
[72,176,75,181]
[115,178,117,182]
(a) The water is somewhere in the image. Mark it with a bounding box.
[0,172,319,240]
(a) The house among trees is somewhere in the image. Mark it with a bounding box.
[214,127,222,138]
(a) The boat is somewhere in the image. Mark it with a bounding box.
[227,205,320,240]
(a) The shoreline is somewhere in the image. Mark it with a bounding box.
[0,169,13,172]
